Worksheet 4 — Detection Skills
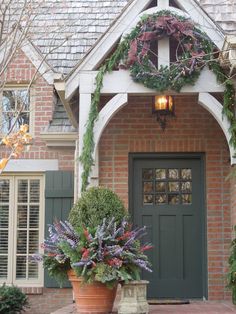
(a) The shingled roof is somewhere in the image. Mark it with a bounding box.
[27,0,235,76]
[30,0,129,75]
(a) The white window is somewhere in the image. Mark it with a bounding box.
[0,175,44,286]
[0,87,33,134]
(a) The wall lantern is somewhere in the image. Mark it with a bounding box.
[152,95,175,130]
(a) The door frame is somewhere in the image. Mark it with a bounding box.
[128,152,208,299]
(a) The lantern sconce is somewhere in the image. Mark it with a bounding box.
[152,95,175,131]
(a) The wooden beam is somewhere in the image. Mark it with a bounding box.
[79,68,224,94]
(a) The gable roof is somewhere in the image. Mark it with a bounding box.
[13,0,235,76]
[64,0,227,99]
[30,0,130,75]
[5,1,235,77]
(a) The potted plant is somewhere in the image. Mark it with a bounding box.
[33,188,152,313]
[37,217,152,313]
[227,226,236,305]
[36,187,128,287]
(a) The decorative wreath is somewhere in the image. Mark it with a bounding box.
[122,12,217,92]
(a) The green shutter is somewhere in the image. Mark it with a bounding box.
[44,171,74,288]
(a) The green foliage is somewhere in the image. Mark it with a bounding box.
[227,226,236,304]
[80,10,236,191]
[79,40,130,192]
[43,256,71,287]
[69,187,127,229]
[0,284,28,314]
[210,61,236,150]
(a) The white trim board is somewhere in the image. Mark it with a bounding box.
[4,159,59,172]
[21,40,55,85]
[79,68,224,94]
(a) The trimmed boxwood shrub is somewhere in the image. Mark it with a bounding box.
[0,284,28,314]
[69,187,128,229]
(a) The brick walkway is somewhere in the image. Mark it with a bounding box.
[52,301,236,314]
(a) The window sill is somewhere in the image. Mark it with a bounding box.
[40,132,77,147]
[20,287,43,295]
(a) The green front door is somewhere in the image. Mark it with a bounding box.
[131,154,206,299]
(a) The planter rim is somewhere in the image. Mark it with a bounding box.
[122,280,149,284]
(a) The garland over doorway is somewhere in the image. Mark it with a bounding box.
[80,10,236,192]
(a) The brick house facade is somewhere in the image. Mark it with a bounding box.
[0,0,236,313]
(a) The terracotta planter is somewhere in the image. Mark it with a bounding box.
[67,269,117,314]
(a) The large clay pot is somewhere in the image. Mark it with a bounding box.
[67,269,117,314]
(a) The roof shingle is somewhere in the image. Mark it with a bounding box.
[14,0,236,75]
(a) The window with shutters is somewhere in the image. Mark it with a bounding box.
[0,175,44,286]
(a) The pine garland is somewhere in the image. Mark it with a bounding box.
[79,41,129,191]
[80,11,236,192]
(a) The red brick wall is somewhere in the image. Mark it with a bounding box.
[0,49,75,171]
[230,172,236,228]
[25,288,72,314]
[99,95,232,300]
[0,50,75,313]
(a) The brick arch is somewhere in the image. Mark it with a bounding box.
[93,93,128,160]
[93,92,235,165]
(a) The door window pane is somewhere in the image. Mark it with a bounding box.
[168,182,179,192]
[181,169,192,180]
[182,194,192,204]
[156,169,166,180]
[168,194,180,204]
[156,194,167,204]
[181,182,192,193]
[143,169,153,180]
[156,182,166,192]
[143,182,153,193]
[144,194,154,205]
[168,169,179,179]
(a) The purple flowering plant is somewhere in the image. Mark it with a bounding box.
[32,220,78,286]
[35,217,152,287]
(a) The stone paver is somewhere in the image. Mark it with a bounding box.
[51,301,236,314]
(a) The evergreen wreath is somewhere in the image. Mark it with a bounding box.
[80,11,236,192]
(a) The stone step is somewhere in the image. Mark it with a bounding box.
[51,304,118,314]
